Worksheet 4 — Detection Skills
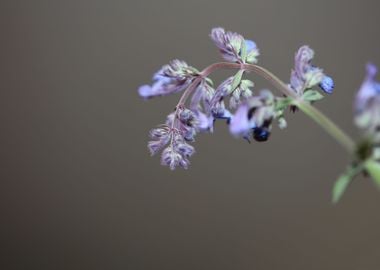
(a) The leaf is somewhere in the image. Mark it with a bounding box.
[365,160,380,188]
[246,50,259,64]
[275,97,293,111]
[230,70,244,93]
[332,165,362,204]
[240,39,247,63]
[333,173,352,204]
[302,90,324,102]
[205,77,213,86]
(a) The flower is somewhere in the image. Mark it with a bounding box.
[229,90,286,142]
[290,46,334,96]
[189,80,215,131]
[209,77,234,122]
[229,79,254,108]
[138,60,199,99]
[210,74,254,123]
[319,76,335,94]
[355,63,380,143]
[148,108,198,170]
[210,27,259,64]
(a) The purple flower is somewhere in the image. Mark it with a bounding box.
[210,75,254,124]
[148,126,171,156]
[229,79,254,108]
[210,77,234,122]
[210,27,259,64]
[161,147,189,170]
[189,80,215,131]
[148,104,216,170]
[138,60,199,99]
[355,64,380,112]
[290,46,333,96]
[229,90,280,141]
[355,63,380,142]
[229,102,255,137]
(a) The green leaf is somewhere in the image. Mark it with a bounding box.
[230,70,244,93]
[302,90,324,102]
[332,165,362,204]
[240,39,247,63]
[275,97,293,111]
[333,173,352,204]
[205,77,213,86]
[365,160,380,188]
[246,50,259,64]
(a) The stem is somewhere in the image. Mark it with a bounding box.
[176,62,355,153]
[295,100,355,153]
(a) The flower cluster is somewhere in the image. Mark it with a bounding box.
[138,27,335,170]
[148,108,203,170]
[289,46,334,98]
[210,27,259,64]
[138,26,380,203]
[138,60,199,99]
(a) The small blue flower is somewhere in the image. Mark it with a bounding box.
[319,76,334,94]
[245,40,257,53]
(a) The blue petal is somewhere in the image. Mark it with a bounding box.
[375,82,380,94]
[245,40,257,53]
[319,76,334,94]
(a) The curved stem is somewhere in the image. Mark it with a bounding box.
[176,62,355,153]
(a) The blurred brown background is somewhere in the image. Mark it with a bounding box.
[1,0,380,269]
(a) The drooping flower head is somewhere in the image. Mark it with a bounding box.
[138,60,199,99]
[290,46,334,97]
[138,56,219,169]
[355,63,380,143]
[210,27,259,64]
[147,107,202,170]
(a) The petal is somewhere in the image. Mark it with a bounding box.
[138,85,153,98]
[195,111,213,131]
[356,63,379,112]
[229,103,253,136]
[319,76,334,94]
[245,40,257,53]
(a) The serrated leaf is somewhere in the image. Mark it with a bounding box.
[230,70,244,93]
[365,160,380,188]
[302,90,324,102]
[240,39,247,63]
[332,165,362,204]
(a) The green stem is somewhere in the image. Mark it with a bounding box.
[295,100,355,153]
[177,62,355,153]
